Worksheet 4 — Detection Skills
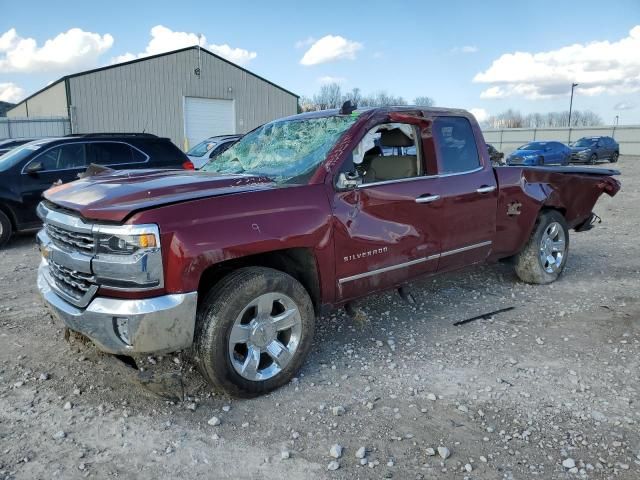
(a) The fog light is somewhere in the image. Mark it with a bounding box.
[114,317,131,345]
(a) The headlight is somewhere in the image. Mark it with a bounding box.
[95,226,158,255]
[92,224,163,290]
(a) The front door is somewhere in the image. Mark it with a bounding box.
[332,122,441,301]
[21,143,87,222]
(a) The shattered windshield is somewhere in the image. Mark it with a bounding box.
[202,115,358,184]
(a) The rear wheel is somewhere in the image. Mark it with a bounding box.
[537,156,544,166]
[589,153,597,165]
[193,267,315,397]
[0,210,12,249]
[610,152,619,163]
[514,210,569,284]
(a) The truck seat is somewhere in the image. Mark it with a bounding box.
[364,155,418,182]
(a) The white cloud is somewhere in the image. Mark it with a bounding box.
[0,27,114,73]
[0,82,24,102]
[295,37,316,49]
[317,75,346,84]
[300,35,362,66]
[469,107,489,123]
[113,25,257,66]
[474,25,640,99]
[614,101,635,110]
[451,45,478,54]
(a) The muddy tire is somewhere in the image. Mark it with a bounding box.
[0,210,12,249]
[193,267,315,397]
[514,210,569,284]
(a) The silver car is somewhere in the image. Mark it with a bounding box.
[186,134,242,169]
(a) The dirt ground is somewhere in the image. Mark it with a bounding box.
[1,158,638,480]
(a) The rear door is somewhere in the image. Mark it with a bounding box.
[429,116,498,272]
[595,138,606,160]
[21,143,87,219]
[548,142,563,164]
[604,138,616,159]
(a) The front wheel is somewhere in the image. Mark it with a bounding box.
[193,267,315,397]
[589,153,597,165]
[514,210,569,284]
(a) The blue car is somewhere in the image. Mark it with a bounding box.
[506,141,571,166]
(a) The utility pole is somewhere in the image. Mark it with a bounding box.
[567,82,578,143]
[612,114,619,138]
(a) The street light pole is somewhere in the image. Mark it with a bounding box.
[568,83,578,143]
[612,115,619,137]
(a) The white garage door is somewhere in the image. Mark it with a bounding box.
[184,97,235,150]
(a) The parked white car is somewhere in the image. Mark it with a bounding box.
[186,134,242,169]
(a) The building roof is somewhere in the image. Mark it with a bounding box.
[9,45,298,113]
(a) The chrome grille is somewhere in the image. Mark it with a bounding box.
[46,223,95,252]
[48,259,96,300]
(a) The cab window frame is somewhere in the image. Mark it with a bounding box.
[432,116,482,176]
[338,121,427,189]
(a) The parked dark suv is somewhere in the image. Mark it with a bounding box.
[570,136,619,164]
[0,133,190,247]
[0,138,39,155]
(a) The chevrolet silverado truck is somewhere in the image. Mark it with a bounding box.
[36,105,620,397]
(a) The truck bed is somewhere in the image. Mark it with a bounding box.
[490,165,621,260]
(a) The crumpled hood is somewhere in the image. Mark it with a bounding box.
[43,169,275,222]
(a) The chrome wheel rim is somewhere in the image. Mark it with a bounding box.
[228,292,302,381]
[539,221,566,274]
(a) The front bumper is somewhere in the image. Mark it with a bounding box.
[38,261,197,355]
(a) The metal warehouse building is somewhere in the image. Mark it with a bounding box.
[7,46,298,149]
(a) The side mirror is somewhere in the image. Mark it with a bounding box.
[26,161,43,174]
[337,172,362,190]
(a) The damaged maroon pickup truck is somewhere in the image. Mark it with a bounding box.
[37,106,620,396]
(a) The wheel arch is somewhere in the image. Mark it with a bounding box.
[0,201,17,229]
[197,248,322,314]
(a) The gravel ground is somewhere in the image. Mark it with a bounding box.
[1,157,638,480]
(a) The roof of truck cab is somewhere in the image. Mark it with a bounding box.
[279,106,472,122]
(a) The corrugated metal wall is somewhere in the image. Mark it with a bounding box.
[0,117,71,139]
[483,126,640,156]
[68,49,298,147]
[6,81,68,118]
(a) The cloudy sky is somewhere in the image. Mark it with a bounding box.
[2,0,639,123]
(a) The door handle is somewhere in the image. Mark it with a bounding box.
[476,185,496,194]
[415,194,440,204]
